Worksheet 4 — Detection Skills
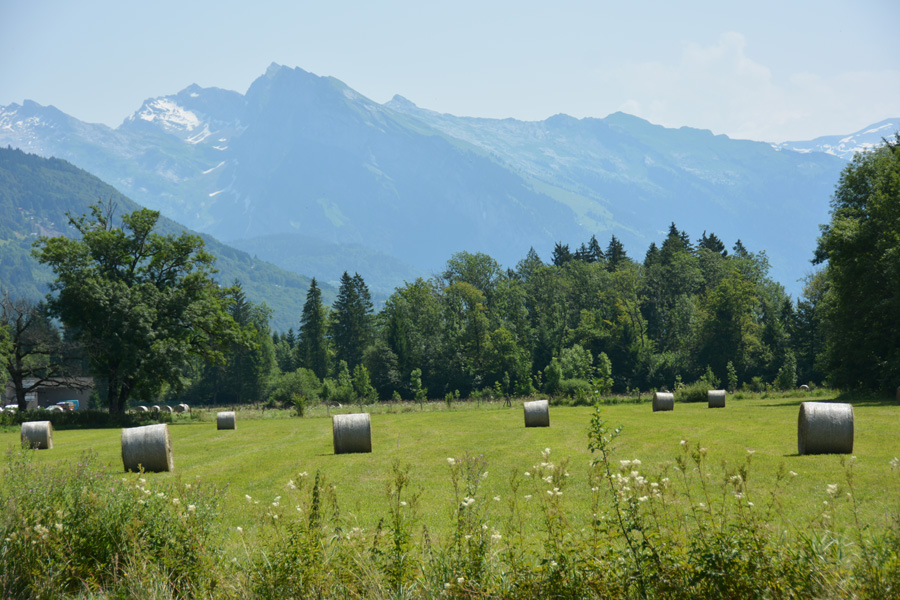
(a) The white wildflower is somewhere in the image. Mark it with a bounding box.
[826,483,839,497]
[447,457,456,465]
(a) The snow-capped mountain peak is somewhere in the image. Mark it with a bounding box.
[773,118,899,161]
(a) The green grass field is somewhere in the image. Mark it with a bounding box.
[3,393,899,547]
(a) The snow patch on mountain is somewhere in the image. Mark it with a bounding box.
[130,98,201,133]
[773,118,899,161]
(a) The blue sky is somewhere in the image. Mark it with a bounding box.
[2,0,898,142]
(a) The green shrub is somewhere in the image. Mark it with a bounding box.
[676,379,710,402]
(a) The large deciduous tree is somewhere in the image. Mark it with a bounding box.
[814,134,900,391]
[34,201,241,413]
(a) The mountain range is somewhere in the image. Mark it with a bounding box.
[2,63,895,296]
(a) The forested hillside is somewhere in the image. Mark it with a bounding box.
[0,147,333,331]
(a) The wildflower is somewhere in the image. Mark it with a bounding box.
[542,447,551,459]
[245,494,252,503]
[491,531,502,542]
[680,439,687,446]
[746,449,756,456]
[157,492,166,499]
[890,457,899,470]
[447,457,456,465]
[638,496,648,502]
[619,459,632,470]
[188,504,196,513]
[287,479,297,490]
[272,501,279,508]
[54,523,63,532]
[445,583,452,589]
[457,577,465,584]
[543,475,553,483]
[481,471,488,480]
[591,486,599,492]
[172,498,180,506]
[493,496,501,502]
[139,478,147,484]
[236,526,243,534]
[789,471,798,477]
[523,471,531,477]
[826,483,838,497]
[399,501,407,507]
[464,534,472,540]
[631,459,642,467]
[550,561,558,568]
[524,494,532,501]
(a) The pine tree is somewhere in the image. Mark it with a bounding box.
[551,242,573,266]
[606,236,628,271]
[296,278,329,379]
[331,272,373,370]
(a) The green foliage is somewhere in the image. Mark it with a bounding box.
[814,134,900,391]
[774,350,798,391]
[34,201,243,412]
[726,360,738,392]
[330,271,373,370]
[295,278,329,379]
[267,368,322,409]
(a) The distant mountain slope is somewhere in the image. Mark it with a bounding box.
[0,63,881,294]
[774,118,900,160]
[229,233,424,296]
[0,147,332,331]
[386,97,848,290]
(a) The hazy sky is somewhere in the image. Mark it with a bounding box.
[2,0,898,142]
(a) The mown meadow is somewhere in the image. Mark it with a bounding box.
[2,392,900,599]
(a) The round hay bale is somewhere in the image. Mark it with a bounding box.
[174,403,190,413]
[523,399,550,427]
[652,391,674,412]
[150,405,160,413]
[161,405,173,413]
[217,411,236,430]
[121,423,173,472]
[797,402,854,455]
[21,421,53,450]
[332,413,372,454]
[47,405,64,412]
[800,384,809,392]
[134,405,148,413]
[708,389,726,408]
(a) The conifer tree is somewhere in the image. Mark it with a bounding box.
[296,278,329,379]
[331,272,374,370]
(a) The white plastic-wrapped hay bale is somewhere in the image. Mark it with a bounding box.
[150,405,160,413]
[797,402,854,455]
[800,385,810,392]
[121,423,173,472]
[523,399,550,427]
[652,392,674,412]
[217,411,236,430]
[134,405,148,413]
[332,413,372,454]
[162,405,173,413]
[174,403,190,413]
[21,421,53,450]
[47,405,64,413]
[708,389,726,408]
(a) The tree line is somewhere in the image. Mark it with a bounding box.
[2,136,898,411]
